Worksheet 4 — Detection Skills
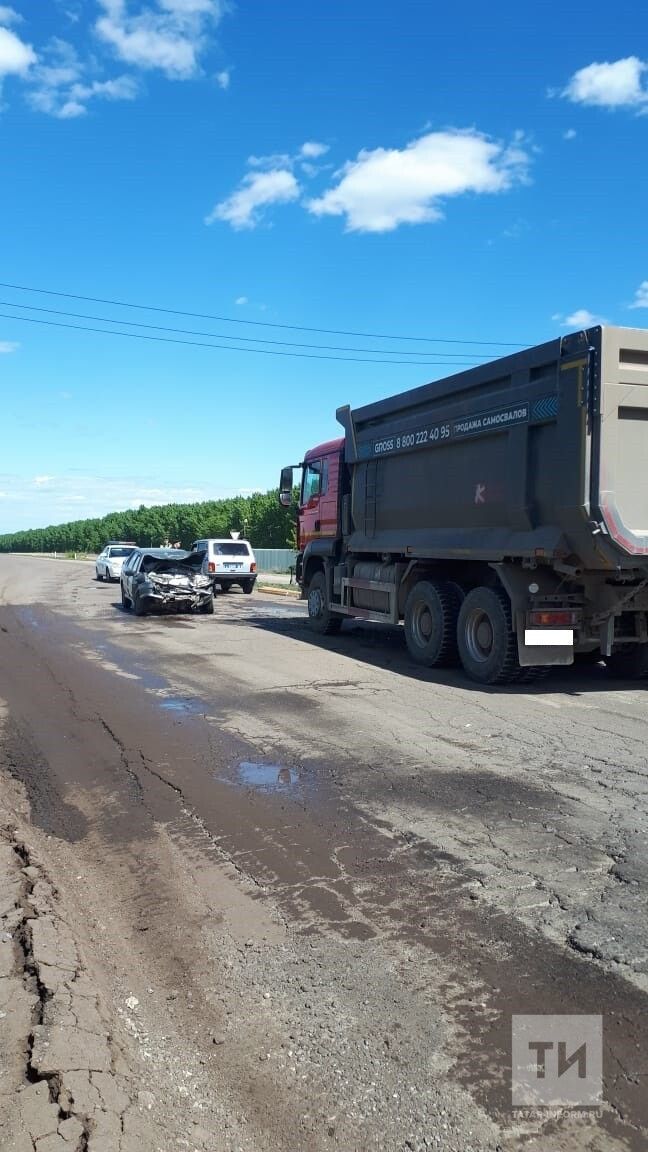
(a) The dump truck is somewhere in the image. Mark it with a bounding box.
[279,325,648,684]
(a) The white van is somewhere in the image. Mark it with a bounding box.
[191,538,257,594]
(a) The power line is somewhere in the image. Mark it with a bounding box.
[0,300,498,361]
[0,312,485,367]
[0,281,528,349]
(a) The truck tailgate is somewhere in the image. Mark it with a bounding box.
[597,327,648,557]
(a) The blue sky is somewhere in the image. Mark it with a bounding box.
[1,0,647,532]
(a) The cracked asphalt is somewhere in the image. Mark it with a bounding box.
[0,555,647,1152]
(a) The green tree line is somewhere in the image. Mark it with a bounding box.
[0,489,299,554]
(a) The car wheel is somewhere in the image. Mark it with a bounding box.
[133,590,147,616]
[242,580,254,594]
[220,583,232,593]
[96,569,104,581]
[121,586,131,610]
[200,595,215,615]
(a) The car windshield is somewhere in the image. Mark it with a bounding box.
[214,543,249,556]
[108,547,135,558]
[141,552,203,573]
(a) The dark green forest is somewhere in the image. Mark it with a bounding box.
[0,489,298,554]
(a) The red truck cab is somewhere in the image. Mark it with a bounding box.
[298,437,344,549]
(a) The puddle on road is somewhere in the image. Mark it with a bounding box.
[17,608,41,629]
[221,761,301,792]
[158,696,203,715]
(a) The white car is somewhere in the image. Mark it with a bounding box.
[96,543,137,583]
[190,538,257,594]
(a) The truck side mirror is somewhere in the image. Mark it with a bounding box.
[279,466,293,506]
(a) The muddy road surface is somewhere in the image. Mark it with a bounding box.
[0,555,647,1152]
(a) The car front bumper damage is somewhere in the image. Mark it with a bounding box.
[143,573,212,610]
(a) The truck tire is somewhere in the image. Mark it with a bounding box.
[404,580,460,667]
[457,586,520,685]
[307,571,342,635]
[605,645,648,679]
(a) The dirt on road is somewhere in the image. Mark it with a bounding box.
[0,555,646,1152]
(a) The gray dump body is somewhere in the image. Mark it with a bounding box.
[337,326,648,575]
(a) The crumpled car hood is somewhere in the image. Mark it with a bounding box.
[148,571,211,591]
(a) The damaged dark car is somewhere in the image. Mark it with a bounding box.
[120,548,214,617]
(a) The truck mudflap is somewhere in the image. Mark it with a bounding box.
[518,631,574,667]
[494,563,576,667]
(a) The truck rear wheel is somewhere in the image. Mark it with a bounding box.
[605,645,648,679]
[307,572,342,635]
[404,580,460,667]
[457,586,520,684]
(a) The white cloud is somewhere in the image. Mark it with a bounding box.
[33,475,55,487]
[629,281,648,309]
[0,6,20,24]
[307,129,531,233]
[26,38,138,117]
[554,309,607,328]
[563,128,577,140]
[0,340,19,353]
[247,150,292,170]
[68,73,138,108]
[0,24,36,77]
[96,0,223,79]
[560,57,648,110]
[206,169,300,229]
[299,141,329,178]
[159,0,216,12]
[247,143,328,173]
[235,296,248,305]
[215,67,229,88]
[300,140,328,159]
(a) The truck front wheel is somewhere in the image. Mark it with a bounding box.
[457,586,519,684]
[307,572,342,635]
[404,580,460,667]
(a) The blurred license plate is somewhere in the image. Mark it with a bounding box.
[223,563,242,569]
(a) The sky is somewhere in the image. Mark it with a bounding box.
[1,0,648,533]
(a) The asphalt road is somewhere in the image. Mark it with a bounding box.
[0,555,647,1152]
